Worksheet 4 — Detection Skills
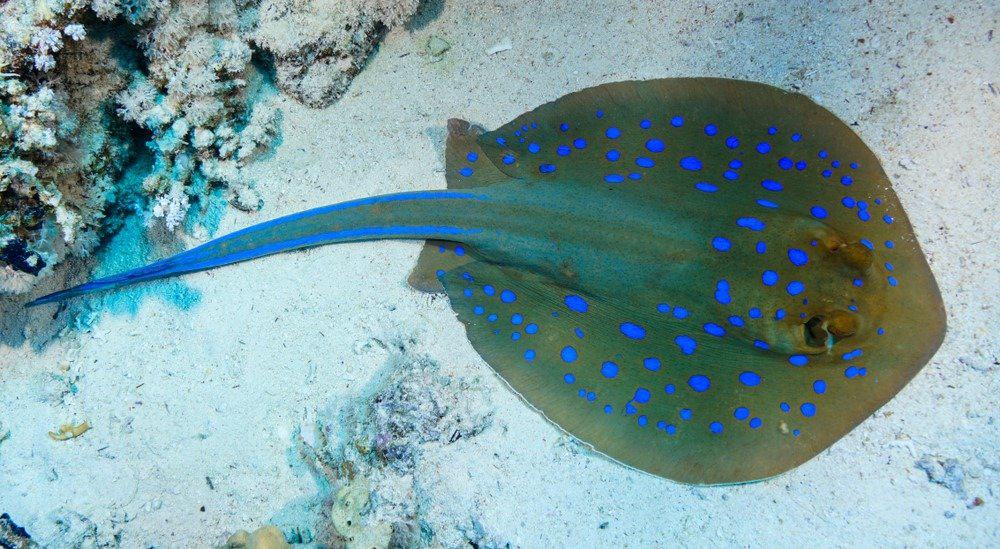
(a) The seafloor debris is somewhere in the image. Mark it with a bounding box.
[225,525,291,549]
[0,0,419,296]
[47,421,90,441]
[293,347,494,547]
[915,454,967,497]
[0,512,38,549]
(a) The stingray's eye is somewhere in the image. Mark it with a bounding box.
[804,310,858,348]
[835,241,874,271]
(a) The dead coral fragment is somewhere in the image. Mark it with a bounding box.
[47,421,90,441]
[225,525,290,549]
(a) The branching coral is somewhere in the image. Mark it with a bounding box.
[1,0,419,297]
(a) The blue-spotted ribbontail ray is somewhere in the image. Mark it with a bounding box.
[28,78,946,484]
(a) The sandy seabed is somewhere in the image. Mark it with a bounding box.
[2,0,997,546]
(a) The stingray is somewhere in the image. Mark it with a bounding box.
[27,78,946,484]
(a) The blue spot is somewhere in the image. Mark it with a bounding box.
[775,309,786,320]
[801,402,816,417]
[510,313,523,325]
[502,154,516,165]
[556,145,571,156]
[643,357,661,371]
[791,133,802,142]
[710,422,724,434]
[767,126,777,135]
[680,409,693,420]
[560,346,578,363]
[671,116,684,127]
[563,373,575,384]
[818,150,829,158]
[635,156,655,168]
[454,245,466,256]
[813,380,827,394]
[786,281,804,296]
[853,278,864,287]
[628,172,642,180]
[712,236,731,251]
[850,162,859,169]
[844,366,859,378]
[725,136,740,148]
[728,315,745,327]
[756,241,767,254]
[539,163,556,174]
[573,138,587,149]
[715,279,731,304]
[595,110,604,118]
[574,327,584,338]
[788,248,809,266]
[496,137,507,146]
[620,322,646,339]
[463,288,473,297]
[762,270,779,286]
[842,196,856,208]
[487,314,497,322]
[756,199,779,208]
[634,387,651,403]
[625,404,636,415]
[729,159,743,169]
[679,156,703,171]
[737,217,766,231]
[604,405,613,414]
[877,327,885,335]
[860,239,874,250]
[657,303,671,313]
[459,167,474,177]
[664,384,676,394]
[842,348,863,360]
[695,182,718,193]
[789,354,809,366]
[704,124,718,136]
[640,119,652,129]
[645,139,665,153]
[883,214,894,225]
[675,335,697,355]
[756,142,771,154]
[525,323,538,334]
[466,152,478,162]
[795,161,807,170]
[822,169,833,178]
[587,391,596,401]
[564,295,589,313]
[761,179,783,192]
[482,284,495,296]
[500,289,517,303]
[604,174,624,183]
[749,417,763,429]
[858,209,871,222]
[780,402,791,412]
[703,323,726,337]
[748,307,762,318]
[559,123,569,132]
[739,371,761,386]
[605,127,621,139]
[527,142,541,154]
[524,349,536,361]
[673,307,689,319]
[841,175,853,186]
[723,170,739,180]
[687,374,711,392]
[754,339,770,350]
[734,407,750,421]
[473,306,484,315]
[600,361,618,379]
[810,206,828,219]
[436,269,445,278]
[637,415,648,427]
[832,160,841,168]
[778,157,793,170]
[605,149,621,161]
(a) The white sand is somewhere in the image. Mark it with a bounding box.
[2,0,997,546]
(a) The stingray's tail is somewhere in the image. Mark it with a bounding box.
[26,190,487,307]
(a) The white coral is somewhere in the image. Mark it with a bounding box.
[63,23,86,41]
[149,183,190,231]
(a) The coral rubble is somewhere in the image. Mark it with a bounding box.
[295,347,494,547]
[1,0,418,297]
